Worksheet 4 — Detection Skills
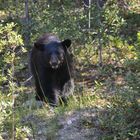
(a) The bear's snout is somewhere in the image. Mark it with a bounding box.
[49,55,61,69]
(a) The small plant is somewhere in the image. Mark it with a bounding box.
[0,22,27,139]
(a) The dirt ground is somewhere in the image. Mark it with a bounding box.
[22,106,103,140]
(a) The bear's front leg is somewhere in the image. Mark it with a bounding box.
[61,79,74,103]
[47,89,59,107]
[34,70,58,106]
[39,83,59,107]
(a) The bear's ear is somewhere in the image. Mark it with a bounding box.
[61,39,71,49]
[34,43,45,51]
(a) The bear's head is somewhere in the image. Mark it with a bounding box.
[34,39,71,69]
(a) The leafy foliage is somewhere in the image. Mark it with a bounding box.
[0,0,140,139]
[0,22,27,138]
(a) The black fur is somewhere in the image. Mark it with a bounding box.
[30,33,74,106]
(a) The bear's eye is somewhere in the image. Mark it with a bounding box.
[45,51,51,56]
[60,54,64,62]
[58,52,63,57]
[46,52,51,58]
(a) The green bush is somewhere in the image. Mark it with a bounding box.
[0,22,27,138]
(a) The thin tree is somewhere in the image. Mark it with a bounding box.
[24,0,30,46]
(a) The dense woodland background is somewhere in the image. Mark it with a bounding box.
[0,0,140,139]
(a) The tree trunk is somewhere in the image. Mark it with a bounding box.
[24,0,30,47]
[98,30,103,66]
[96,0,103,66]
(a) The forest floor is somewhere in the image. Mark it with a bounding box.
[17,64,125,140]
[19,64,105,140]
[1,63,140,140]
[21,106,103,140]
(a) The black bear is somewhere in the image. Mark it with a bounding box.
[30,33,74,106]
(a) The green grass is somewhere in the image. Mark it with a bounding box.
[98,91,140,139]
[0,74,140,139]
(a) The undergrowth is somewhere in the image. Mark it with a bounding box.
[1,5,140,139]
[0,67,140,140]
